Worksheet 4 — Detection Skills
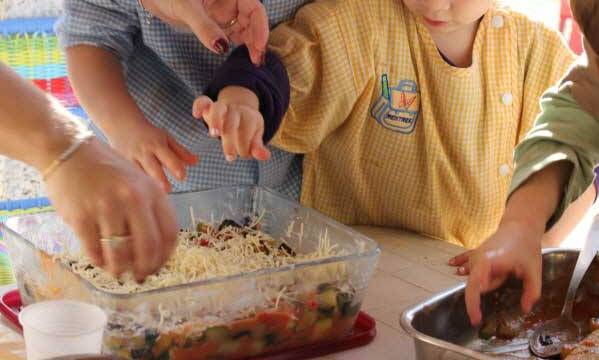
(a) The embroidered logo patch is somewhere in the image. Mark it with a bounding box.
[370,75,420,134]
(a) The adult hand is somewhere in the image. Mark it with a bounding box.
[45,138,178,281]
[140,0,269,65]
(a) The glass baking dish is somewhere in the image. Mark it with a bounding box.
[2,186,380,360]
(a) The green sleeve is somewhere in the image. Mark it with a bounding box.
[510,87,599,227]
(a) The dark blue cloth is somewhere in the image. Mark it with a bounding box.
[204,46,290,144]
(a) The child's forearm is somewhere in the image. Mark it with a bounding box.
[66,45,148,138]
[503,161,573,237]
[542,183,595,247]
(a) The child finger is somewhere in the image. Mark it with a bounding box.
[449,250,471,266]
[235,114,257,159]
[207,101,228,137]
[192,96,213,119]
[167,136,199,165]
[221,109,240,162]
[156,145,187,181]
[520,262,542,313]
[456,264,470,276]
[464,261,490,326]
[193,97,221,138]
[250,129,271,161]
[141,155,171,192]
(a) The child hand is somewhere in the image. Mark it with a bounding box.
[109,121,198,192]
[193,87,271,162]
[448,250,473,276]
[464,219,544,326]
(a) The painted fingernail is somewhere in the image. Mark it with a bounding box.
[458,266,466,274]
[225,154,236,162]
[448,258,455,265]
[214,38,229,54]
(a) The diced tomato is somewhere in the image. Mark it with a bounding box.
[305,293,319,311]
[171,341,219,360]
[582,339,596,347]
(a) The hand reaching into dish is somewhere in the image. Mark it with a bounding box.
[45,138,179,281]
[449,250,473,276]
[0,61,177,282]
[464,219,543,326]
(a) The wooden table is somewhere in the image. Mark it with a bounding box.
[0,226,466,360]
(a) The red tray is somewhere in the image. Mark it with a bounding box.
[0,290,376,359]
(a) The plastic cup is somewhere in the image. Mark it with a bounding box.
[19,300,107,360]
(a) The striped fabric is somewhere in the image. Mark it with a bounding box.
[55,0,307,198]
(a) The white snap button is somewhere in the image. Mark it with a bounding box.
[492,15,504,29]
[502,92,513,106]
[499,164,511,177]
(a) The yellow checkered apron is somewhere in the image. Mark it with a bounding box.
[270,0,575,248]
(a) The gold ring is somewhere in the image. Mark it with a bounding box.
[100,235,132,249]
[221,17,238,30]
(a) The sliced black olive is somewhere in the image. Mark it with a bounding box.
[278,242,296,257]
[145,328,159,346]
[219,219,241,230]
[130,348,148,359]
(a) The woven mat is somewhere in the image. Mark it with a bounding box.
[0,17,85,115]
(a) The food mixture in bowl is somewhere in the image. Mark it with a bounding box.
[479,259,599,359]
[21,217,364,360]
[58,216,344,294]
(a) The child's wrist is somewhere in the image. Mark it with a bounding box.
[97,111,150,141]
[219,86,259,110]
[503,162,573,236]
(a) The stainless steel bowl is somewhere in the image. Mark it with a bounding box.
[401,249,584,359]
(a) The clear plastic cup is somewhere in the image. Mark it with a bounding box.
[19,300,107,360]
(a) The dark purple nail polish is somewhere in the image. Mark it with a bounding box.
[214,39,229,54]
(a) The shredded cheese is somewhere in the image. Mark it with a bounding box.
[57,219,344,295]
